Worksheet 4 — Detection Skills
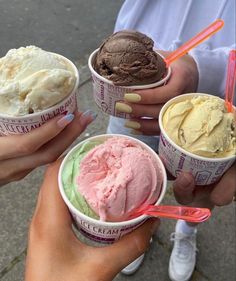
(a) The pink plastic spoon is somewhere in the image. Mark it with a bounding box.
[164,19,224,66]
[225,50,236,112]
[132,205,211,223]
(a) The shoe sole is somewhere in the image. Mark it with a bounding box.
[121,254,145,275]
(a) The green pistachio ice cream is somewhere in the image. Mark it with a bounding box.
[62,140,100,219]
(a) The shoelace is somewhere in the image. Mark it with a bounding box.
[170,232,198,259]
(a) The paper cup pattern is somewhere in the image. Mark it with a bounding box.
[59,134,167,244]
[69,207,148,243]
[88,49,171,118]
[0,53,79,136]
[159,93,236,186]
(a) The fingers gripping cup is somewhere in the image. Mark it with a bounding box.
[59,134,167,243]
[159,93,236,185]
[88,30,171,118]
[0,46,79,135]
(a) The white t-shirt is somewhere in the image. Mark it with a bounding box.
[114,0,236,99]
[107,0,235,150]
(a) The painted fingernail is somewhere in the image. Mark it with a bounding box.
[80,109,97,126]
[115,103,132,113]
[124,93,141,103]
[57,113,74,128]
[125,120,141,130]
[130,129,142,135]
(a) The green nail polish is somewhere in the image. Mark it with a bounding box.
[115,103,132,113]
[124,93,141,103]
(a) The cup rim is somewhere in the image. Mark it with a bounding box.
[0,52,79,119]
[159,93,236,162]
[58,134,167,227]
[88,48,171,89]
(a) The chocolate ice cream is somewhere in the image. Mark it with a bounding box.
[93,30,166,86]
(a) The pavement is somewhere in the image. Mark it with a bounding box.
[0,1,235,281]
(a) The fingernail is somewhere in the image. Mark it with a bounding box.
[125,120,141,130]
[57,113,74,128]
[130,129,142,135]
[124,93,141,103]
[80,109,97,126]
[115,103,132,113]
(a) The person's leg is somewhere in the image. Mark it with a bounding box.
[169,199,215,281]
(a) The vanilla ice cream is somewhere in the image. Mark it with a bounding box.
[0,46,76,116]
[162,95,236,158]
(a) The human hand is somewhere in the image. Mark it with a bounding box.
[0,110,96,186]
[173,162,236,209]
[25,160,159,281]
[116,52,198,135]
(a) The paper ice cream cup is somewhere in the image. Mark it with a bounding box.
[0,53,79,136]
[159,93,236,186]
[59,134,167,244]
[88,48,171,119]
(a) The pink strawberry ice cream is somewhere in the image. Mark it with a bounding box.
[77,137,162,222]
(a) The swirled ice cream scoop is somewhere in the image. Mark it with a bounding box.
[62,137,163,222]
[162,95,236,158]
[77,137,162,222]
[0,46,76,116]
[93,30,166,86]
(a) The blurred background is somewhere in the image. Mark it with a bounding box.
[0,1,235,281]
[0,0,121,63]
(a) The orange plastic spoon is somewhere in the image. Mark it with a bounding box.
[132,205,211,223]
[225,50,236,112]
[164,19,224,66]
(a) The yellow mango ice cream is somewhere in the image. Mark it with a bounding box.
[162,95,236,158]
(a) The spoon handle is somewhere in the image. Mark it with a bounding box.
[164,19,224,66]
[225,50,236,112]
[143,205,211,223]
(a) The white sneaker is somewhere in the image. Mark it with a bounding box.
[121,238,152,275]
[121,254,145,275]
[168,230,197,281]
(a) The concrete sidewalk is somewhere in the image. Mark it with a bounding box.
[0,1,235,280]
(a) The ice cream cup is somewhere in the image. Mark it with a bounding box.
[88,48,171,119]
[0,53,79,136]
[159,93,236,186]
[58,134,167,244]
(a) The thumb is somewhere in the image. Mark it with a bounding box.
[173,172,195,205]
[105,218,160,272]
